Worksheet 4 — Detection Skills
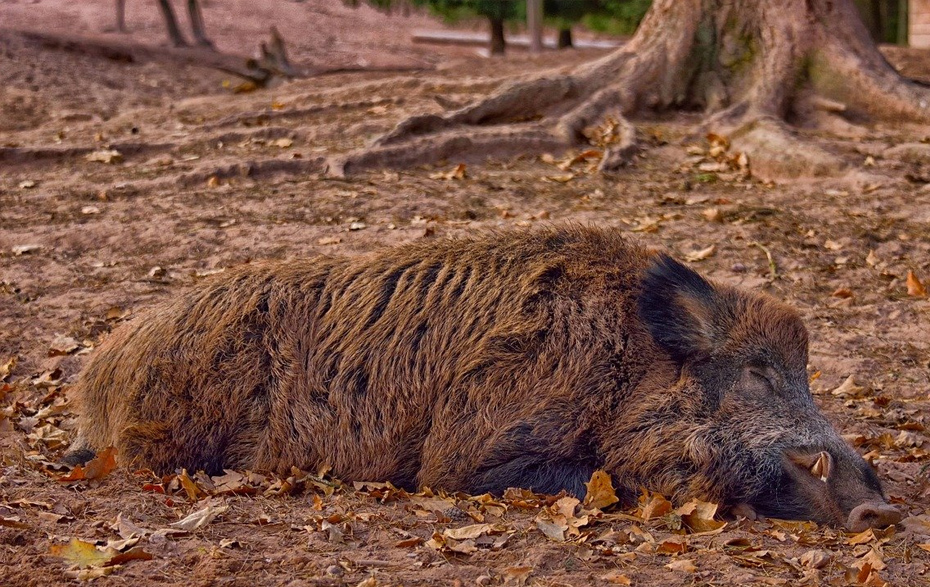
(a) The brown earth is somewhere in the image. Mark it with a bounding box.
[1,1,929,586]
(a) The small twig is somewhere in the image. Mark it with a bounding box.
[750,241,777,280]
[353,559,399,568]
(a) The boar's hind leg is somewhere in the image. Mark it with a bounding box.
[471,458,596,497]
[120,420,224,474]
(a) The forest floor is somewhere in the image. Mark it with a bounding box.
[1,1,929,585]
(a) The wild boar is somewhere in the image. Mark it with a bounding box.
[64,226,900,531]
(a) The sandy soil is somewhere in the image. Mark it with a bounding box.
[1,1,929,585]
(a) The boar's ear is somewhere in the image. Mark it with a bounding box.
[637,254,722,362]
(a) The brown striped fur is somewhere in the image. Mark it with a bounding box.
[65,226,899,529]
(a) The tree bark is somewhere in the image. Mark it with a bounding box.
[157,0,188,47]
[527,0,544,53]
[330,0,930,178]
[489,18,506,55]
[187,0,213,48]
[557,28,572,49]
[115,0,127,33]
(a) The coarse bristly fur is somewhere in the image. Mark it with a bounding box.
[64,226,899,530]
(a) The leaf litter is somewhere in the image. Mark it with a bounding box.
[1,20,930,586]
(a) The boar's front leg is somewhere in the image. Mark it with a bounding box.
[418,419,600,497]
[470,456,597,497]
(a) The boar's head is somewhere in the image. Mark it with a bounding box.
[636,255,901,531]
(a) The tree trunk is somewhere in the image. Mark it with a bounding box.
[489,18,506,55]
[331,0,930,178]
[187,0,213,48]
[855,0,883,41]
[115,0,126,33]
[557,28,572,49]
[527,0,544,53]
[156,0,187,47]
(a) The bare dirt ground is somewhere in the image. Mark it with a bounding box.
[1,1,929,585]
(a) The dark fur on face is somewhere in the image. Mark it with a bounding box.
[65,226,899,529]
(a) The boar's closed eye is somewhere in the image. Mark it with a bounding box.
[747,368,776,391]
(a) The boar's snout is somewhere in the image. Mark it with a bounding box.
[771,447,901,531]
[847,502,902,533]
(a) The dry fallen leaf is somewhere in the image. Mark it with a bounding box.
[707,133,730,149]
[170,500,228,531]
[900,515,930,537]
[545,173,575,183]
[702,208,722,222]
[179,469,208,501]
[684,244,716,263]
[800,549,832,569]
[832,375,868,398]
[665,558,697,573]
[535,513,567,542]
[906,270,927,297]
[657,537,688,554]
[639,491,672,520]
[48,335,80,356]
[0,356,15,380]
[429,163,467,180]
[1,516,29,529]
[503,566,533,586]
[860,547,886,572]
[49,538,151,569]
[443,523,497,541]
[602,571,632,585]
[675,499,726,533]
[583,469,619,510]
[59,447,117,483]
[86,149,123,164]
[12,244,42,256]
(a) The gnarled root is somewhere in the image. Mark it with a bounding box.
[330,0,930,180]
[329,124,569,177]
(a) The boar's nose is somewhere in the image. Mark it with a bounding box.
[846,502,902,533]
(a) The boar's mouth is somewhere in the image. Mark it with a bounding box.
[742,449,901,531]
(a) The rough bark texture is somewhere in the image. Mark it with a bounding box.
[186,0,212,48]
[331,0,930,179]
[156,0,187,47]
[115,0,126,33]
[153,0,212,48]
[489,17,505,55]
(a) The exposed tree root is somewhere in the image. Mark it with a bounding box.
[179,157,326,187]
[330,125,568,177]
[330,0,930,181]
[0,142,175,166]
[728,118,845,181]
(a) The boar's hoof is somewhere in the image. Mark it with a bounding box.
[61,448,96,467]
[846,502,902,533]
